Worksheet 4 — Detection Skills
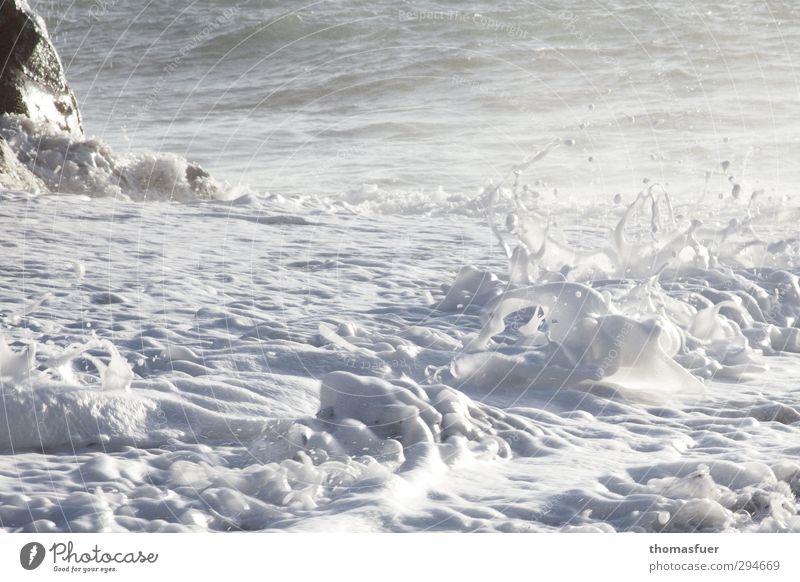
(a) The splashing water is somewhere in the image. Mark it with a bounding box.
[2,138,800,532]
[0,116,228,201]
[434,151,800,407]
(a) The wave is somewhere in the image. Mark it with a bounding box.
[2,2,799,532]
[2,151,800,530]
[0,116,230,201]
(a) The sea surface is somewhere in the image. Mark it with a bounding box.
[0,1,799,533]
[40,0,800,199]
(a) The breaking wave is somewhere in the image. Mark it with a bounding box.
[0,116,228,201]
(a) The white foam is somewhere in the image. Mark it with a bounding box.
[2,158,800,532]
[0,116,228,201]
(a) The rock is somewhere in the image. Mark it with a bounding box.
[0,2,222,199]
[0,135,45,191]
[0,0,83,135]
[185,162,219,197]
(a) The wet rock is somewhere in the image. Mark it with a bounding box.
[0,0,83,135]
[0,135,45,191]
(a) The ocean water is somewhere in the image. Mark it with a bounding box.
[1,1,800,532]
[40,0,800,199]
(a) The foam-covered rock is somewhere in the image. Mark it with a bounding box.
[0,135,45,191]
[0,116,224,199]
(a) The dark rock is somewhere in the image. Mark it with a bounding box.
[185,163,210,185]
[0,0,83,135]
[185,162,222,198]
